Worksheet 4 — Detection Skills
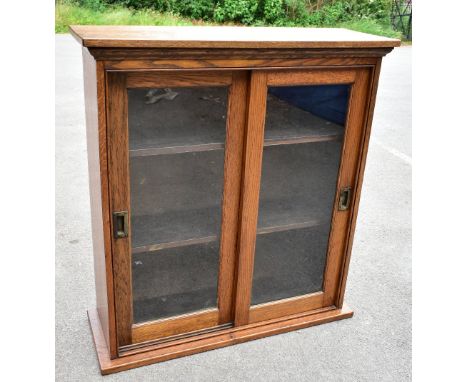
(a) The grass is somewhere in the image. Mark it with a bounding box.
[56,3,404,41]
[338,19,402,39]
[55,3,198,33]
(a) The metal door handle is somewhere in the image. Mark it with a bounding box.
[113,211,128,238]
[338,187,352,211]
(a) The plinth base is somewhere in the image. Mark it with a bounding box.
[88,304,353,375]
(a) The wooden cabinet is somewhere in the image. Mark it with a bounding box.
[71,25,399,374]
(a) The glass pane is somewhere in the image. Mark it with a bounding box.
[251,84,350,306]
[128,87,228,323]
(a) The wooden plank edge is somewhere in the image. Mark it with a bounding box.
[82,39,400,49]
[93,49,393,62]
[69,25,84,46]
[88,304,353,375]
[87,309,114,374]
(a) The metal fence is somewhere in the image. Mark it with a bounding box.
[392,0,412,40]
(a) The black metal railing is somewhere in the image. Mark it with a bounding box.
[392,0,412,40]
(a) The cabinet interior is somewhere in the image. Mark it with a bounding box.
[128,83,349,323]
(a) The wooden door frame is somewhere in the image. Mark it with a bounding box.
[106,65,375,345]
[234,67,374,325]
[106,70,248,347]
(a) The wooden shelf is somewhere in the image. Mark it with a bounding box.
[264,93,344,143]
[128,87,228,153]
[132,204,329,255]
[131,207,221,254]
[131,138,340,254]
[128,90,344,158]
[129,134,342,157]
[130,143,224,158]
[132,224,329,323]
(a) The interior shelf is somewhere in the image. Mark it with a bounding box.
[132,202,330,254]
[132,224,329,323]
[131,207,221,254]
[263,93,344,145]
[128,87,228,154]
[128,89,344,158]
[131,139,341,254]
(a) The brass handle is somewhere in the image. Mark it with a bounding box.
[338,187,352,211]
[113,211,128,238]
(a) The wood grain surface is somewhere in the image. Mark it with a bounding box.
[82,48,118,358]
[234,71,268,326]
[132,309,219,343]
[217,72,249,324]
[88,304,353,374]
[106,72,133,346]
[90,48,393,62]
[126,71,232,88]
[335,60,383,308]
[70,25,400,49]
[267,68,356,85]
[322,68,372,307]
[249,292,324,324]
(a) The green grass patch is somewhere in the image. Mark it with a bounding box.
[56,2,404,41]
[55,3,198,33]
[337,19,402,39]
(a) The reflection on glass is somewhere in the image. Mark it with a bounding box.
[128,87,228,323]
[251,85,350,306]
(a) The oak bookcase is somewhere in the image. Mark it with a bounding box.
[71,25,399,374]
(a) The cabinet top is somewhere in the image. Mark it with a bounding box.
[70,25,400,49]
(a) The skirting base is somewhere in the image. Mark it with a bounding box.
[88,304,353,375]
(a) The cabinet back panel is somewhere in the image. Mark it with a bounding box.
[252,226,330,305]
[132,242,219,323]
[128,87,228,150]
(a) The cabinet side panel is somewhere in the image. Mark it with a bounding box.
[82,47,117,357]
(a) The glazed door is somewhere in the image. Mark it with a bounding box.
[106,71,248,346]
[107,67,373,347]
[234,68,373,325]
